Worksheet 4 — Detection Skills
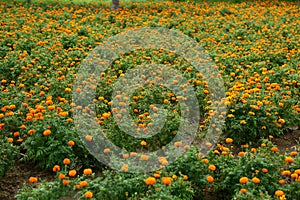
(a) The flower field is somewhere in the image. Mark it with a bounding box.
[0,0,300,199]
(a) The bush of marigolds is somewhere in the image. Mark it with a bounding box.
[0,0,299,199]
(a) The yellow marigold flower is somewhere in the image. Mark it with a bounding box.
[140,140,147,146]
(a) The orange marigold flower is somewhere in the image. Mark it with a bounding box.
[290,151,298,157]
[140,155,148,161]
[206,175,214,183]
[75,184,81,189]
[43,129,51,136]
[145,177,156,185]
[291,173,298,179]
[58,173,66,179]
[7,138,13,143]
[275,190,284,197]
[85,135,93,142]
[103,148,110,153]
[225,138,233,144]
[183,175,188,181]
[161,177,172,185]
[281,170,291,176]
[252,177,260,184]
[83,168,92,175]
[240,188,247,194]
[285,156,294,163]
[85,191,93,199]
[29,177,38,183]
[63,158,70,165]
[123,154,129,159]
[130,152,137,157]
[121,164,128,172]
[238,152,246,157]
[63,180,69,185]
[262,168,268,173]
[68,140,75,146]
[202,158,209,164]
[174,141,182,147]
[278,179,285,184]
[79,181,88,187]
[68,169,77,177]
[208,165,216,171]
[239,177,249,184]
[271,147,279,153]
[52,165,60,172]
[294,169,300,175]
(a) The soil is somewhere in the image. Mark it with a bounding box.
[0,129,299,200]
[0,161,54,200]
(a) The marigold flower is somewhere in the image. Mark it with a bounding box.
[85,191,93,198]
[145,177,156,185]
[130,152,137,157]
[121,164,128,172]
[68,140,75,146]
[202,158,209,164]
[291,173,298,179]
[278,179,285,184]
[63,158,70,165]
[183,175,188,181]
[285,156,294,163]
[262,168,268,173]
[271,147,279,152]
[68,169,77,177]
[252,177,260,184]
[275,190,284,197]
[225,138,233,144]
[85,135,93,142]
[58,173,66,179]
[79,181,88,187]
[239,177,249,184]
[83,168,92,175]
[240,188,247,194]
[52,165,60,172]
[63,180,69,185]
[238,152,246,157]
[140,140,147,146]
[43,129,51,136]
[153,173,160,178]
[7,138,13,143]
[140,154,148,161]
[29,177,38,183]
[208,165,216,171]
[281,170,291,176]
[161,177,172,185]
[206,175,214,183]
[290,151,298,157]
[103,148,110,153]
[174,141,182,147]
